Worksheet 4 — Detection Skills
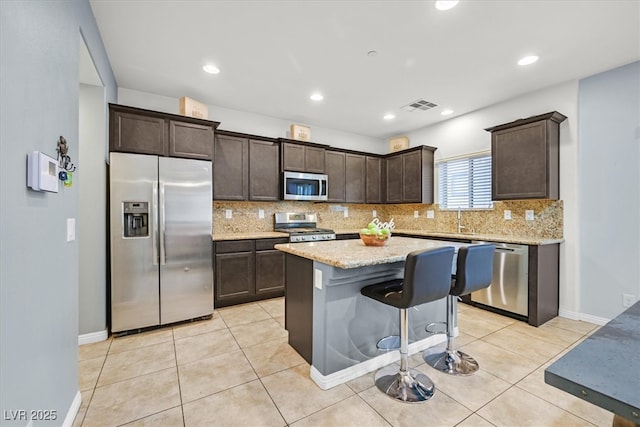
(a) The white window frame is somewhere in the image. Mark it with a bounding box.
[436,151,493,210]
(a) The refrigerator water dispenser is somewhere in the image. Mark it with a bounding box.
[123,201,149,237]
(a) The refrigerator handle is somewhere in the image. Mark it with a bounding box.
[152,181,159,266]
[159,181,166,265]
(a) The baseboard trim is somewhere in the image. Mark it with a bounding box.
[558,309,609,326]
[310,333,447,390]
[63,390,82,427]
[78,329,108,345]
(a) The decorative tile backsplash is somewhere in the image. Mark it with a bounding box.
[213,200,563,239]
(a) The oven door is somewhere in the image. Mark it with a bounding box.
[283,171,328,201]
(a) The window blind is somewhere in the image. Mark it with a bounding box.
[438,154,492,209]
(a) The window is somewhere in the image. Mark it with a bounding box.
[438,154,492,209]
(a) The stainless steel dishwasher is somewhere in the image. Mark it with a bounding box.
[470,242,528,317]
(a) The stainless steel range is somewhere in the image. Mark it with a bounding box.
[274,212,336,242]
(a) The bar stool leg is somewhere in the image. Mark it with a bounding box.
[373,308,436,402]
[424,295,479,375]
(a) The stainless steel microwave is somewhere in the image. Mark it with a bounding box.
[283,171,328,201]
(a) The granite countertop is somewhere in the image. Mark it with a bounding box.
[212,231,288,241]
[212,229,563,245]
[274,236,467,269]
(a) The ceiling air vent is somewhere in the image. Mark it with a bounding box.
[401,99,438,112]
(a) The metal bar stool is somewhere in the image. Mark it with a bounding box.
[360,246,455,403]
[423,243,495,375]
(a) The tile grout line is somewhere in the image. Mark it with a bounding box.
[171,327,187,427]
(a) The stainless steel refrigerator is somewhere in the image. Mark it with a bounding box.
[109,152,213,333]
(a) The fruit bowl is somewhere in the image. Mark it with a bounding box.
[360,232,391,247]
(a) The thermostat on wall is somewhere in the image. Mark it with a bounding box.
[27,151,59,193]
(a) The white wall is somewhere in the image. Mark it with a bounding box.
[79,83,107,336]
[117,87,388,154]
[406,81,581,317]
[578,61,640,320]
[0,0,116,424]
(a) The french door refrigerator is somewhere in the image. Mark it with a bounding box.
[110,152,213,333]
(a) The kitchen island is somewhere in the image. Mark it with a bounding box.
[275,236,468,389]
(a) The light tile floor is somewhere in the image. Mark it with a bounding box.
[75,298,612,427]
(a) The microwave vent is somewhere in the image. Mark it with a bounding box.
[401,99,438,112]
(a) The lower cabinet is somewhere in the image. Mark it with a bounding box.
[214,238,288,308]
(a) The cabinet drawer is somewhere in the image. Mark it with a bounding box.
[255,238,289,251]
[215,240,254,253]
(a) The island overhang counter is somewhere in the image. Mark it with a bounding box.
[275,236,468,390]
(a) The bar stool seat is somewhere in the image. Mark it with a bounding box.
[360,246,455,403]
[423,243,495,375]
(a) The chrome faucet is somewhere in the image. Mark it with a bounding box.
[457,207,466,233]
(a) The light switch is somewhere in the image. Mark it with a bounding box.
[225,209,232,219]
[504,210,512,220]
[258,209,265,219]
[414,211,419,218]
[66,218,75,242]
[343,207,349,218]
[525,210,534,221]
[426,210,435,219]
[372,210,377,218]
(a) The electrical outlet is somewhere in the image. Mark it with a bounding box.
[525,210,535,221]
[258,209,265,219]
[414,210,419,218]
[343,207,349,218]
[225,209,232,219]
[623,294,636,308]
[504,210,512,220]
[426,210,435,219]
[372,210,377,218]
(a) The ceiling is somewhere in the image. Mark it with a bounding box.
[90,0,640,140]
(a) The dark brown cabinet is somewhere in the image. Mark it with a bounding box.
[249,139,280,201]
[213,134,248,200]
[325,150,346,202]
[487,111,566,200]
[345,154,366,203]
[365,156,384,203]
[109,104,218,159]
[214,132,280,201]
[280,140,325,173]
[214,238,288,308]
[385,146,436,203]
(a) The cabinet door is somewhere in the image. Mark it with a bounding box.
[214,251,255,302]
[365,156,383,203]
[305,146,325,173]
[402,150,422,202]
[249,139,280,201]
[168,120,213,160]
[345,154,366,203]
[255,250,286,294]
[110,111,167,155]
[213,135,248,200]
[281,143,306,171]
[386,155,403,203]
[492,121,550,200]
[325,150,345,202]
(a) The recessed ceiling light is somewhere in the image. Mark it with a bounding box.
[203,64,220,74]
[435,1,459,11]
[310,93,324,101]
[383,113,395,120]
[441,109,454,116]
[518,55,539,66]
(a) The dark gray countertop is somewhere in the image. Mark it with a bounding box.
[544,301,640,423]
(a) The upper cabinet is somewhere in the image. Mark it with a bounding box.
[365,156,384,204]
[324,150,367,203]
[213,131,280,201]
[325,150,346,202]
[280,140,325,173]
[345,153,366,203]
[109,103,218,160]
[487,111,566,200]
[385,146,436,203]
